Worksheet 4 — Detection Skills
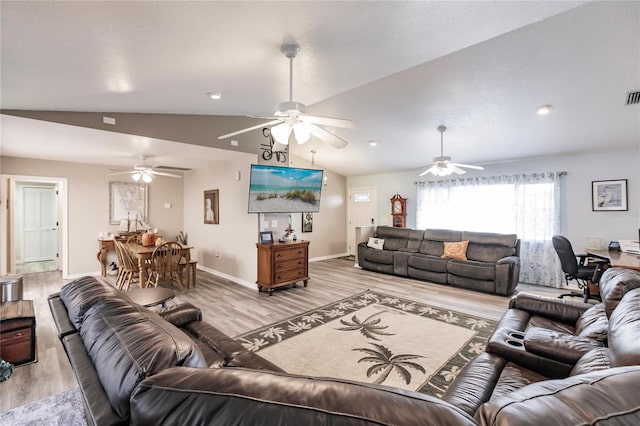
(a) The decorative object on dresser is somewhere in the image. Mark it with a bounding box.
[256,240,309,295]
[204,189,219,224]
[390,193,407,228]
[0,300,37,365]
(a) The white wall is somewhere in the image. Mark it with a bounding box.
[348,149,640,251]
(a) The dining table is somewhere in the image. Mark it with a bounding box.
[125,242,193,288]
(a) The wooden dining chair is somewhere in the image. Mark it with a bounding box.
[114,240,140,291]
[147,242,185,291]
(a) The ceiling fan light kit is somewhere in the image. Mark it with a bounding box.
[108,156,182,183]
[217,43,355,149]
[419,125,484,177]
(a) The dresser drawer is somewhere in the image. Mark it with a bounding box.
[274,268,306,284]
[274,247,305,261]
[274,258,305,272]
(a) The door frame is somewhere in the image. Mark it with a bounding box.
[347,186,377,255]
[0,174,68,277]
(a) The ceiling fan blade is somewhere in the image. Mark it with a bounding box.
[308,125,349,149]
[151,171,182,178]
[218,119,283,139]
[451,165,467,175]
[419,165,439,176]
[452,162,484,170]
[300,115,357,129]
[108,171,135,176]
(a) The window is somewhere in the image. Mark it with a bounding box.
[416,173,563,286]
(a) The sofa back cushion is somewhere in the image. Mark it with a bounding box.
[375,226,410,251]
[570,347,610,376]
[420,229,463,256]
[462,231,518,263]
[80,297,206,421]
[59,275,129,329]
[599,268,640,318]
[407,229,425,252]
[476,366,640,425]
[574,303,608,341]
[608,287,640,368]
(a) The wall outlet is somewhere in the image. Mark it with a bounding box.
[215,252,221,259]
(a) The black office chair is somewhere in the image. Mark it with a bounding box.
[552,235,610,303]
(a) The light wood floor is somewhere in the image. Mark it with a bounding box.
[0,258,569,412]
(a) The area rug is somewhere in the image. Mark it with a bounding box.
[0,388,86,426]
[236,290,496,397]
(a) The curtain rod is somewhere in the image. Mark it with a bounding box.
[414,171,567,185]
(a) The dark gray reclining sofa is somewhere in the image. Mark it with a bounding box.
[358,226,520,295]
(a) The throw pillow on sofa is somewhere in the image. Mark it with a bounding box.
[367,237,385,250]
[441,241,470,260]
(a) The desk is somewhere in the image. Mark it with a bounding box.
[587,250,640,272]
[126,243,192,289]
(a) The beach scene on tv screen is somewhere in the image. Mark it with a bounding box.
[249,165,322,213]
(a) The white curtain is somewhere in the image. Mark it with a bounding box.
[416,172,563,287]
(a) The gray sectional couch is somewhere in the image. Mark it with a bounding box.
[358,226,520,295]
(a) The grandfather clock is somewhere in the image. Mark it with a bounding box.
[390,193,407,228]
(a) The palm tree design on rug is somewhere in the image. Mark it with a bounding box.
[336,312,394,340]
[354,343,426,385]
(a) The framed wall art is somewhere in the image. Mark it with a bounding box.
[302,212,313,233]
[592,179,627,211]
[204,189,219,224]
[109,182,148,225]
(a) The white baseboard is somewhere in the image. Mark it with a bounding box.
[197,265,255,290]
[309,252,349,262]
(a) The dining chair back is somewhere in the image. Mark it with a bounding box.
[114,240,140,291]
[147,242,185,291]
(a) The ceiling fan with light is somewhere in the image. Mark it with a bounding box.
[419,125,484,177]
[108,157,182,183]
[218,43,355,149]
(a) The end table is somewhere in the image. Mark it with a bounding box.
[1,300,37,365]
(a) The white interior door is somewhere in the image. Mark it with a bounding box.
[348,187,377,255]
[22,186,57,262]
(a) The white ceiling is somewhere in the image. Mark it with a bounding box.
[1,1,639,176]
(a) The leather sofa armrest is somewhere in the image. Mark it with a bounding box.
[508,292,591,324]
[48,293,79,338]
[156,303,202,327]
[495,256,520,295]
[523,327,603,365]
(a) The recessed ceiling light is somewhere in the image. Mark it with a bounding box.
[536,104,552,115]
[207,91,223,100]
[369,140,377,147]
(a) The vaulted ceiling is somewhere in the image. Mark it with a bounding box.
[1,1,638,176]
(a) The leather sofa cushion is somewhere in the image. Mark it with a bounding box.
[574,303,608,341]
[570,347,610,376]
[131,367,477,426]
[420,229,463,256]
[420,239,444,256]
[59,275,129,329]
[508,292,590,325]
[523,326,602,365]
[447,259,495,281]
[363,247,394,264]
[157,303,202,327]
[80,298,206,420]
[608,287,640,367]
[490,362,547,400]
[475,366,640,426]
[407,229,425,251]
[408,253,449,273]
[528,315,576,335]
[599,268,640,318]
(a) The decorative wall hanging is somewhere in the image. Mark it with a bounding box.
[204,189,220,224]
[592,179,627,211]
[109,182,148,225]
[302,212,313,233]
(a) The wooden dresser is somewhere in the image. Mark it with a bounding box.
[256,241,309,295]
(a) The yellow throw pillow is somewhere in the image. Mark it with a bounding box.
[441,241,470,260]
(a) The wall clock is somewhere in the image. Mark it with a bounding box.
[390,193,407,228]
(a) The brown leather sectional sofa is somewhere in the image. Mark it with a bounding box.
[358,226,520,295]
[49,271,640,425]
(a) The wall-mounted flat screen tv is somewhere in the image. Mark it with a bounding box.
[248,164,323,213]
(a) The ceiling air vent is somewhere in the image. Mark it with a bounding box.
[626,90,640,105]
